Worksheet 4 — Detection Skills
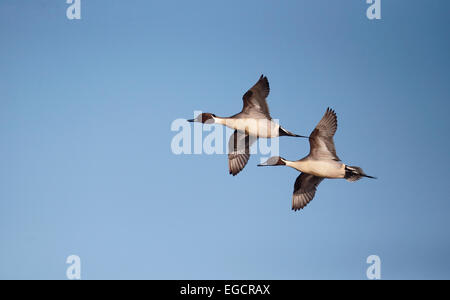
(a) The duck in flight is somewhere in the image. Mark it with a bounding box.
[188,75,307,176]
[258,108,376,211]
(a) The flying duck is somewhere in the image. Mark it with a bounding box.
[188,75,307,176]
[258,108,376,211]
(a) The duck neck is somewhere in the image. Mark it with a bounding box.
[212,116,228,125]
[284,159,305,172]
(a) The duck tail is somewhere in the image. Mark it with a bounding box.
[279,126,308,138]
[345,165,377,182]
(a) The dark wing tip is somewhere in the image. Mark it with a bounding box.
[259,75,270,95]
[228,153,250,176]
[316,107,338,136]
[326,107,337,117]
[292,200,309,211]
[229,166,239,176]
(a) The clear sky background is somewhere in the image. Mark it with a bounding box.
[1,0,449,279]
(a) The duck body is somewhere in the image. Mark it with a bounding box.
[286,158,346,179]
[214,117,281,139]
[258,108,376,211]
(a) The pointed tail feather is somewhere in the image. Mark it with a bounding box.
[279,127,308,138]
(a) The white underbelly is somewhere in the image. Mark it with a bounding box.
[290,160,345,178]
[220,118,279,138]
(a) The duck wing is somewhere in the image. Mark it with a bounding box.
[308,108,340,161]
[240,75,271,119]
[228,130,257,176]
[292,173,324,211]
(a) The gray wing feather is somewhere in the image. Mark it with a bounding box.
[228,130,257,176]
[309,108,340,161]
[292,173,324,211]
[240,75,271,119]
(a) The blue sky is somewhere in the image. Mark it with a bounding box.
[0,0,449,279]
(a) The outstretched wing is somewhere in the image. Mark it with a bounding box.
[228,130,257,176]
[309,108,340,161]
[292,173,324,211]
[241,75,271,119]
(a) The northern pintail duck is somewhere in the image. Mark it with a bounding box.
[258,108,376,211]
[188,75,306,176]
